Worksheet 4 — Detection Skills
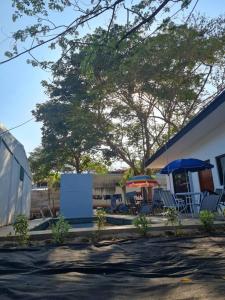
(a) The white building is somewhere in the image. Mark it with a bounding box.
[0,124,32,226]
[146,90,225,194]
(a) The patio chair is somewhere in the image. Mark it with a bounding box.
[125,192,136,201]
[110,197,117,213]
[159,190,188,213]
[214,188,224,213]
[215,188,223,196]
[117,203,129,213]
[126,192,138,215]
[152,188,164,213]
[199,194,221,213]
[139,203,152,215]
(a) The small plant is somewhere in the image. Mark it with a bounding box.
[13,214,29,246]
[96,209,106,231]
[199,210,215,232]
[92,209,107,243]
[165,208,182,236]
[51,215,71,244]
[133,215,150,237]
[165,208,179,226]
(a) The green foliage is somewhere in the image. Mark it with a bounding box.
[47,172,60,189]
[165,208,183,236]
[223,208,225,218]
[118,168,135,189]
[31,20,225,175]
[165,208,180,227]
[96,209,106,231]
[51,215,71,244]
[79,155,109,174]
[133,215,150,237]
[28,146,58,183]
[32,97,111,174]
[90,209,107,244]
[29,145,109,181]
[199,210,215,232]
[7,0,194,65]
[13,214,29,246]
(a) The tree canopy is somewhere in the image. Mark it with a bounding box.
[2,0,200,65]
[33,18,225,174]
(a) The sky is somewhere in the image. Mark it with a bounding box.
[0,0,224,158]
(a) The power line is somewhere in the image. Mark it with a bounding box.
[0,117,35,136]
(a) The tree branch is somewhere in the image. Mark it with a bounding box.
[1,0,124,65]
[117,0,171,44]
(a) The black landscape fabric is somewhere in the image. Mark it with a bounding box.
[0,236,225,299]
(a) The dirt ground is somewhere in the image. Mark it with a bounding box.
[0,235,225,299]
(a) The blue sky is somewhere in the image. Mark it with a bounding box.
[0,0,224,156]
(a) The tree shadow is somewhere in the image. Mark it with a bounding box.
[0,236,225,299]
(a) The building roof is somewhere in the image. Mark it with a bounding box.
[145,89,225,168]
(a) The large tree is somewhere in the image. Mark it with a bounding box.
[33,94,111,173]
[35,19,225,173]
[2,0,199,65]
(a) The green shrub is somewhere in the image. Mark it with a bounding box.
[133,215,150,237]
[96,209,106,231]
[165,208,179,226]
[51,215,71,244]
[13,214,29,246]
[165,208,183,236]
[199,210,215,232]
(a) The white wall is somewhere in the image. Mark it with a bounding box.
[0,141,12,226]
[0,137,31,226]
[168,121,225,193]
[166,174,175,193]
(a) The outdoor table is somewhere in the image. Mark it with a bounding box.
[175,192,202,216]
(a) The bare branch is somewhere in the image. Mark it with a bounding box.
[185,0,199,23]
[117,0,171,44]
[1,0,124,65]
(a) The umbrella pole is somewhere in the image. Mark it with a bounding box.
[168,174,173,193]
[186,171,190,193]
[142,187,147,203]
[223,171,225,190]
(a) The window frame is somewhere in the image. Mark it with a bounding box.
[216,153,225,185]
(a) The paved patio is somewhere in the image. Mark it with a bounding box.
[0,218,51,237]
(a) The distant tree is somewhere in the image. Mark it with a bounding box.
[33,94,110,173]
[28,146,56,183]
[29,145,110,183]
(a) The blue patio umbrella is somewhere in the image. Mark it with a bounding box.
[160,158,214,175]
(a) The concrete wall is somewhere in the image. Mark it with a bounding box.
[31,189,59,215]
[186,122,225,192]
[60,174,93,219]
[31,174,124,215]
[166,121,225,193]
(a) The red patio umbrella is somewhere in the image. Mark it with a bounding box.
[126,175,159,188]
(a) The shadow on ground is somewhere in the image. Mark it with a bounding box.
[0,235,225,299]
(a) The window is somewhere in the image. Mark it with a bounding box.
[20,166,24,181]
[173,172,190,193]
[216,154,225,185]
